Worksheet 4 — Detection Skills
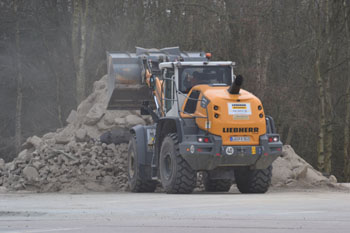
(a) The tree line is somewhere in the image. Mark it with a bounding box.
[0,0,349,181]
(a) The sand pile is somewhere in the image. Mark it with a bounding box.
[0,75,340,193]
[271,145,338,188]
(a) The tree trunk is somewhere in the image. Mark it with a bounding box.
[72,0,80,71]
[314,0,333,174]
[315,54,326,172]
[14,0,23,154]
[255,0,272,99]
[345,68,350,181]
[343,0,350,181]
[314,1,325,171]
[76,0,89,104]
[323,0,333,174]
[255,45,271,99]
[87,1,97,59]
[72,0,89,105]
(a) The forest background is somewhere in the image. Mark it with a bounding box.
[1,0,350,181]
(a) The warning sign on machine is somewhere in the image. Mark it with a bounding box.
[228,103,252,115]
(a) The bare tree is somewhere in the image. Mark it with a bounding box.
[313,0,334,174]
[13,0,23,154]
[72,0,89,104]
[343,0,350,181]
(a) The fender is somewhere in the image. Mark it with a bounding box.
[130,124,156,180]
[150,117,184,178]
[155,117,184,156]
[156,117,184,142]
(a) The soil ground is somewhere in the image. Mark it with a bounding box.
[0,186,349,233]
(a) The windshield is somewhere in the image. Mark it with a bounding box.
[178,66,232,93]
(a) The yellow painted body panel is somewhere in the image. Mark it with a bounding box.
[181,85,266,146]
[154,77,163,114]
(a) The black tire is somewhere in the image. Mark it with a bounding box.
[159,133,196,194]
[234,165,272,194]
[128,136,157,192]
[203,177,232,192]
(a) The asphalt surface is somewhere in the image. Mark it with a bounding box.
[0,189,350,233]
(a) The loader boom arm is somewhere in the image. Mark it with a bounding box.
[106,47,207,112]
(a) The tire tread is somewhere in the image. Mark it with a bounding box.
[235,165,272,194]
[128,136,157,193]
[161,133,196,194]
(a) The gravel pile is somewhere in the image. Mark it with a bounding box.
[0,75,150,193]
[0,75,341,193]
[0,138,128,192]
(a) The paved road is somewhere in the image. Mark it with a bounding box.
[0,189,349,233]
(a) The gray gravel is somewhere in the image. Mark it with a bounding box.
[0,188,349,233]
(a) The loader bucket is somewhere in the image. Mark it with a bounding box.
[106,52,152,110]
[106,47,207,110]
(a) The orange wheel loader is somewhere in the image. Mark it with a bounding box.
[106,47,282,194]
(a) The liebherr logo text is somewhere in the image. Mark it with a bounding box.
[223,127,259,133]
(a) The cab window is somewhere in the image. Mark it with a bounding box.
[179,66,232,93]
[163,68,175,112]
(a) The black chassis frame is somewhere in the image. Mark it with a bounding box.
[130,116,283,181]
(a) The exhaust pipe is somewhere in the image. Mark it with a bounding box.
[228,75,243,94]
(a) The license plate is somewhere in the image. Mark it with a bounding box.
[230,136,250,142]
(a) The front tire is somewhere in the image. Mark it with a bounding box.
[128,136,157,192]
[159,133,196,194]
[234,165,272,194]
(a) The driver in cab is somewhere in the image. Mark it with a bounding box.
[184,71,200,93]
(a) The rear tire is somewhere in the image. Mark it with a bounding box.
[234,165,272,194]
[160,133,196,194]
[128,136,157,192]
[203,177,232,192]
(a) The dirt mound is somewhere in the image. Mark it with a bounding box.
[271,145,338,188]
[0,75,341,193]
[0,75,150,193]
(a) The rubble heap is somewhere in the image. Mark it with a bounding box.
[0,139,128,192]
[0,75,150,192]
[0,75,341,193]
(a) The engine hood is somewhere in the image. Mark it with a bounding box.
[181,85,267,146]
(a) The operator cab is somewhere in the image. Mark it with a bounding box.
[179,66,232,94]
[159,61,235,116]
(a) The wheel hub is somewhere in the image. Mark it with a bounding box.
[163,153,173,180]
[129,150,135,178]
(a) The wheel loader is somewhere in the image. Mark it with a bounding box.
[106,47,282,194]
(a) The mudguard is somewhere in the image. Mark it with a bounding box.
[130,124,156,179]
